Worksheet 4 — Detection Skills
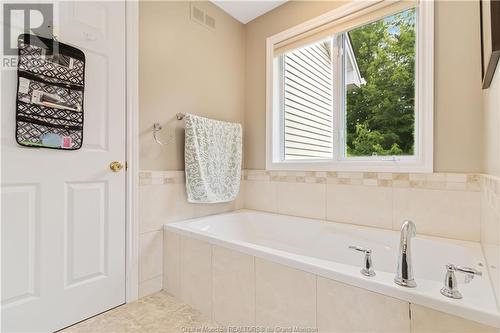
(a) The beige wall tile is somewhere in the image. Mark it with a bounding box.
[393,189,480,241]
[180,237,212,319]
[243,180,278,212]
[173,183,239,222]
[481,190,500,307]
[163,230,181,298]
[139,275,163,298]
[277,182,326,219]
[139,184,177,233]
[139,230,163,283]
[193,200,240,219]
[170,184,202,221]
[212,246,255,326]
[255,258,316,328]
[140,182,242,225]
[317,277,410,333]
[326,184,393,229]
[141,181,242,307]
[410,304,497,333]
[234,181,245,210]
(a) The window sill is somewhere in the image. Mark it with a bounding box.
[266,159,433,173]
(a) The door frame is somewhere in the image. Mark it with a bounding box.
[125,0,140,302]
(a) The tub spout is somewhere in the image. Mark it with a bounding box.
[394,220,417,288]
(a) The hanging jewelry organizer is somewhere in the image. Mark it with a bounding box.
[16,33,85,150]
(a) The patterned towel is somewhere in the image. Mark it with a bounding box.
[184,114,242,203]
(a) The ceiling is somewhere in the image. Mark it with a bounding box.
[211,1,288,24]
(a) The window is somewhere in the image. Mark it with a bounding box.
[267,1,433,172]
[345,9,415,158]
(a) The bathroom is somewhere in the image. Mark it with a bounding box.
[1,0,500,332]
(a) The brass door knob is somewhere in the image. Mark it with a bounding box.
[109,161,124,172]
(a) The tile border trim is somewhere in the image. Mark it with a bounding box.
[139,169,482,192]
[139,171,186,185]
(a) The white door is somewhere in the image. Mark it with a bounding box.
[1,2,127,332]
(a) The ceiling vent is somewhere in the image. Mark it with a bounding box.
[190,3,216,30]
[205,14,216,29]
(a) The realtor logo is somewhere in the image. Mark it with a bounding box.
[3,3,53,56]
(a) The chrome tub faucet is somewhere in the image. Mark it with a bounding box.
[440,264,482,299]
[395,220,417,288]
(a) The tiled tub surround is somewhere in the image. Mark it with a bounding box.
[481,175,500,309]
[138,171,243,297]
[163,212,498,331]
[139,169,485,299]
[242,170,481,241]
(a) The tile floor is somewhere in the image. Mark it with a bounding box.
[60,292,216,333]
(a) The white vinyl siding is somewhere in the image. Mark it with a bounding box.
[283,41,334,160]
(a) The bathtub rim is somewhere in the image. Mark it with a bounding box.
[164,209,500,328]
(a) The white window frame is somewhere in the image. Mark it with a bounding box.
[266,0,434,173]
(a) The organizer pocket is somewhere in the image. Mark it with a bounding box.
[17,102,83,123]
[18,71,83,113]
[16,103,83,149]
[18,39,85,85]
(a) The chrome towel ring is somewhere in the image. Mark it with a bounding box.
[152,113,185,145]
[152,122,166,145]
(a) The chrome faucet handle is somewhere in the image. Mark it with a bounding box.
[440,264,482,299]
[455,265,482,283]
[349,245,375,277]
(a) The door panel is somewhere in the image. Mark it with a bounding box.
[64,181,108,287]
[1,184,40,306]
[1,2,127,332]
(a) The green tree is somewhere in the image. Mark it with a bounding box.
[351,123,403,156]
[346,9,416,156]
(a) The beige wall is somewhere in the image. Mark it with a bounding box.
[140,1,485,173]
[139,1,245,170]
[244,0,484,173]
[434,0,483,173]
[483,71,500,177]
[138,1,246,297]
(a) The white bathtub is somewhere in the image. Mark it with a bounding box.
[165,210,500,328]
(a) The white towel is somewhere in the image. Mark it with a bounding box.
[184,113,242,203]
